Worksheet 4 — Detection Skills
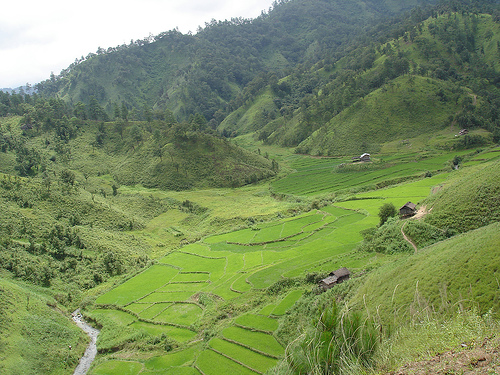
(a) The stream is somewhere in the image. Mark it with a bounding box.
[72,309,100,375]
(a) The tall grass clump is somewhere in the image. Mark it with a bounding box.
[282,301,377,375]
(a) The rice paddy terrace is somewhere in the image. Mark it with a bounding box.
[91,206,370,374]
[88,147,500,374]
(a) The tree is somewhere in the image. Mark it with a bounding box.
[121,102,129,120]
[378,202,397,226]
[60,169,75,187]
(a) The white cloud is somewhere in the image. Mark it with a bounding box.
[0,0,274,88]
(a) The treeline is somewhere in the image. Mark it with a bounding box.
[249,3,500,150]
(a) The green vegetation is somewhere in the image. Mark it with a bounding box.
[351,221,500,323]
[2,0,500,374]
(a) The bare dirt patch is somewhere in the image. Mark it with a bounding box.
[387,337,500,375]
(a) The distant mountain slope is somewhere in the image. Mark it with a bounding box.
[222,8,500,155]
[37,0,437,122]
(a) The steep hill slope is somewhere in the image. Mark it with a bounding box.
[351,220,500,324]
[424,159,500,232]
[223,8,500,155]
[0,278,87,375]
[37,0,437,122]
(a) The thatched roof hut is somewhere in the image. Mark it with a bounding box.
[318,267,350,291]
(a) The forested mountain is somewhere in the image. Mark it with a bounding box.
[36,0,439,123]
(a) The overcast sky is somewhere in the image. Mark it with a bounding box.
[0,0,275,89]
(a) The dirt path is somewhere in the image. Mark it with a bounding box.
[401,221,418,253]
[400,205,428,253]
[72,309,100,375]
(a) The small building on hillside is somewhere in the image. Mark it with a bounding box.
[318,267,350,291]
[360,153,371,162]
[399,202,417,217]
[458,129,469,136]
[352,153,371,162]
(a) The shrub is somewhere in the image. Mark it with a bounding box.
[378,202,397,226]
[285,301,377,374]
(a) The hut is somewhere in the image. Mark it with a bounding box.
[318,267,350,291]
[399,202,417,217]
[360,153,371,162]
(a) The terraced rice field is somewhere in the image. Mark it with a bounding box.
[272,150,471,196]
[92,204,371,373]
[90,160,455,374]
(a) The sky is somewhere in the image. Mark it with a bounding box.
[0,0,275,89]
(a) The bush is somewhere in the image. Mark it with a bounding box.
[285,301,378,374]
[378,202,397,226]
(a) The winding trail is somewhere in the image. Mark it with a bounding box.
[72,309,100,375]
[401,221,418,253]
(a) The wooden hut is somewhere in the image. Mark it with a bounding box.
[399,202,417,217]
[360,153,371,162]
[318,267,350,291]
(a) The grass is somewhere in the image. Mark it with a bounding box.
[90,360,143,375]
[271,290,304,316]
[144,345,200,370]
[234,314,279,332]
[129,321,197,342]
[138,291,194,303]
[209,337,279,373]
[196,349,256,375]
[272,149,471,197]
[95,265,179,306]
[154,303,202,326]
[0,278,87,375]
[351,221,500,324]
[221,326,284,357]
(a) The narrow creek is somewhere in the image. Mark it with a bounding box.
[72,309,100,375]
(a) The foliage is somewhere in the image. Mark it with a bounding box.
[284,300,377,374]
[378,202,397,226]
[358,217,412,254]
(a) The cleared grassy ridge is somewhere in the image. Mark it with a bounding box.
[424,160,500,232]
[351,222,500,323]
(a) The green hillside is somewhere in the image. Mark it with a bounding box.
[223,10,500,155]
[424,158,500,232]
[350,221,500,323]
[297,76,464,156]
[1,0,500,374]
[37,0,438,122]
[0,278,87,375]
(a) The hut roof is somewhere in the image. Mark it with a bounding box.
[331,267,350,278]
[321,275,338,285]
[400,202,416,210]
